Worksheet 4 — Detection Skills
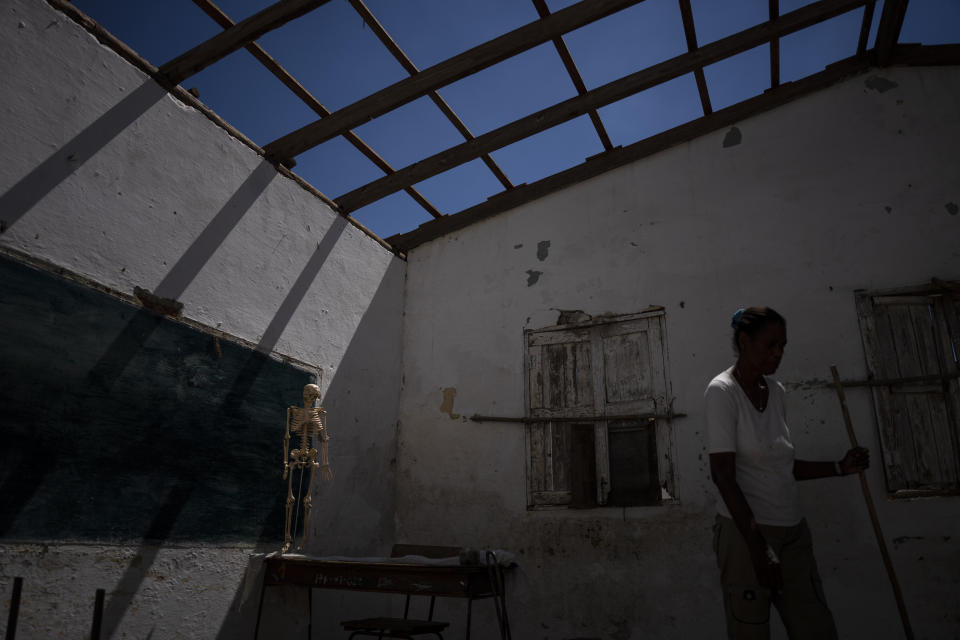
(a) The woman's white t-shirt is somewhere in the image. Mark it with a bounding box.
[705,367,802,527]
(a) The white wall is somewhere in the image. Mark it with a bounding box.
[0,1,404,638]
[397,64,960,639]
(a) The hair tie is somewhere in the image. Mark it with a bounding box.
[731,308,745,328]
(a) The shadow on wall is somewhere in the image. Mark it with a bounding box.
[0,201,356,638]
[312,256,405,556]
[0,80,167,231]
[214,256,406,639]
[95,213,351,639]
[88,159,276,395]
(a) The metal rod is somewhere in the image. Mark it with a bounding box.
[830,365,914,640]
[470,412,686,423]
[840,372,959,388]
[5,577,23,640]
[90,588,105,640]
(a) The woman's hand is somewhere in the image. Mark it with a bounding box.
[839,446,870,475]
[747,533,783,590]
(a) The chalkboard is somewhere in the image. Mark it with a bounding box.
[0,254,313,543]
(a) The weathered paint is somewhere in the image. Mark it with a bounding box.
[865,75,899,93]
[537,240,552,261]
[397,65,960,638]
[722,126,742,148]
[0,1,404,637]
[440,387,460,420]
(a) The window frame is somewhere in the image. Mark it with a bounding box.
[522,309,677,510]
[855,281,960,498]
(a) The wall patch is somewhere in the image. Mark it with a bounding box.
[526,270,543,286]
[440,387,460,420]
[865,76,898,93]
[946,202,958,216]
[537,240,551,261]
[722,126,742,148]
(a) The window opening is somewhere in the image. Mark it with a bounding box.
[524,309,675,509]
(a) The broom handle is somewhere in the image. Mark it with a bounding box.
[830,365,914,640]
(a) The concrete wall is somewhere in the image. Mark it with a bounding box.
[0,1,404,638]
[397,65,960,639]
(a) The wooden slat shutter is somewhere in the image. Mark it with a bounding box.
[526,327,594,506]
[856,291,960,494]
[595,316,668,505]
[525,312,673,508]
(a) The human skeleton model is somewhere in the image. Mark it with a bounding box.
[282,383,331,553]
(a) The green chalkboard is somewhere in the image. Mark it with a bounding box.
[0,254,313,543]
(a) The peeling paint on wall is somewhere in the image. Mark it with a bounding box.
[526,270,542,286]
[722,126,742,148]
[440,387,459,420]
[556,309,591,325]
[865,75,898,93]
[537,240,551,261]
[946,202,958,216]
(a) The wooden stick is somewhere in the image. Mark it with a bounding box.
[830,365,914,640]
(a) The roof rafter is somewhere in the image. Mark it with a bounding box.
[388,55,872,251]
[875,0,909,65]
[532,0,614,151]
[190,0,443,219]
[677,0,712,115]
[262,0,649,163]
[856,1,877,55]
[346,0,513,191]
[160,0,330,85]
[891,43,960,66]
[769,0,780,88]
[335,0,871,213]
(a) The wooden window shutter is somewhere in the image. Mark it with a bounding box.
[856,288,960,495]
[525,311,674,508]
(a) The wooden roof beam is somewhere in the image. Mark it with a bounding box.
[160,0,331,85]
[769,0,780,88]
[346,0,513,190]
[891,43,960,66]
[532,0,614,151]
[677,0,712,115]
[874,0,909,65]
[387,55,872,252]
[335,0,870,213]
[190,0,442,219]
[857,1,877,55]
[262,0,649,162]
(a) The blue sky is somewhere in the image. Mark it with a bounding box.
[72,0,959,239]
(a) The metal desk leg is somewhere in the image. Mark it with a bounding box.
[6,577,23,640]
[466,597,472,640]
[253,579,267,640]
[307,586,312,640]
[486,552,511,640]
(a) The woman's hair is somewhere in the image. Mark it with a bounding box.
[731,306,786,352]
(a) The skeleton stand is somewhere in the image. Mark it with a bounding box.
[282,384,331,553]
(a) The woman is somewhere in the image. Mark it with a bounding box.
[706,307,869,640]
